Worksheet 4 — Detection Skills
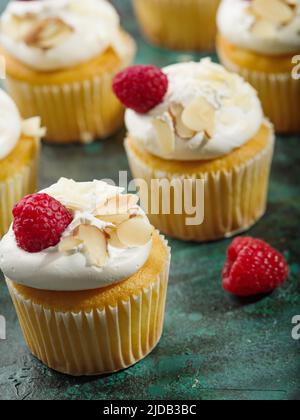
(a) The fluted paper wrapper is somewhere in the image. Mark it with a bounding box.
[6,237,170,376]
[218,52,300,134]
[133,0,220,51]
[125,135,274,242]
[0,138,39,238]
[5,73,125,144]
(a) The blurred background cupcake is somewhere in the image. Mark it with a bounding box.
[0,0,136,143]
[0,89,44,238]
[132,0,220,51]
[0,179,170,376]
[217,0,300,133]
[114,60,275,242]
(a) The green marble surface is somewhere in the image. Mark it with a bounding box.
[0,0,299,401]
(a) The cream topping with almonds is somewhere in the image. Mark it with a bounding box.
[0,0,132,71]
[217,0,300,55]
[0,179,154,291]
[125,59,264,161]
[0,88,45,160]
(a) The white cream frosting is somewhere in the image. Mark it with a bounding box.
[0,88,46,160]
[0,179,153,291]
[0,0,131,71]
[0,88,21,160]
[125,59,264,161]
[217,0,300,56]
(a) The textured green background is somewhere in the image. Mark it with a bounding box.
[0,0,299,401]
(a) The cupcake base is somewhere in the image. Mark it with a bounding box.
[133,0,220,51]
[1,33,136,144]
[125,122,275,242]
[217,36,300,134]
[0,136,40,238]
[6,232,170,376]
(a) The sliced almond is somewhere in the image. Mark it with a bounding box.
[175,115,196,139]
[169,102,183,119]
[252,0,294,25]
[24,17,73,50]
[153,116,175,154]
[97,194,139,217]
[107,229,127,249]
[61,193,87,212]
[22,117,46,138]
[77,225,108,268]
[117,217,154,247]
[98,213,130,225]
[182,97,215,138]
[58,236,82,253]
[169,103,195,139]
[251,19,277,37]
[4,14,38,41]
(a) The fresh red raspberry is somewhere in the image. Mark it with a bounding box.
[113,65,168,113]
[13,193,73,253]
[222,237,289,297]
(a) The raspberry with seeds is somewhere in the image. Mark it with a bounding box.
[13,193,73,253]
[222,237,289,297]
[113,65,168,113]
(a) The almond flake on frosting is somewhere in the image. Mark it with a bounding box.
[44,178,123,213]
[153,114,175,154]
[76,225,108,268]
[251,20,277,38]
[96,194,139,218]
[58,236,82,253]
[182,97,216,139]
[24,17,74,50]
[99,213,131,225]
[4,13,37,41]
[96,194,140,225]
[169,103,195,140]
[21,117,46,138]
[116,216,154,248]
[107,229,127,249]
[251,0,295,26]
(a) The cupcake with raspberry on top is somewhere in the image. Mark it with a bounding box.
[114,59,275,242]
[0,178,171,376]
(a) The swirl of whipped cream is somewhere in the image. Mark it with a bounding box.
[0,88,21,160]
[217,0,300,56]
[0,179,154,291]
[0,0,131,71]
[125,59,264,161]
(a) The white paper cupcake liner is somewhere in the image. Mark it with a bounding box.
[6,235,170,376]
[218,51,300,133]
[133,0,220,51]
[5,73,125,144]
[125,128,275,242]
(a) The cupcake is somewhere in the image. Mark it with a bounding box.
[0,88,43,238]
[0,0,136,143]
[132,0,220,51]
[114,60,275,242]
[217,0,300,133]
[0,178,170,376]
